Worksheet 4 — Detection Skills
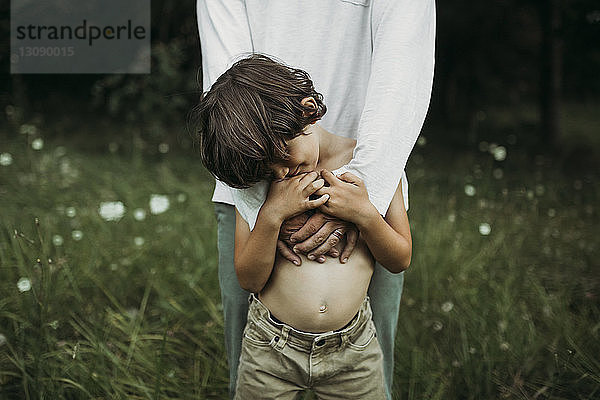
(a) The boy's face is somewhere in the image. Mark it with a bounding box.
[270,125,320,180]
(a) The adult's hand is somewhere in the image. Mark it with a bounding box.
[289,211,358,264]
[276,213,311,266]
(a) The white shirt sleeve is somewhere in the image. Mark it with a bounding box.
[196,0,254,91]
[334,0,436,216]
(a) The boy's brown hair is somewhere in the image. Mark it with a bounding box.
[195,54,327,188]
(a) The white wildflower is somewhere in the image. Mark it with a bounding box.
[464,184,476,197]
[133,208,146,221]
[71,230,83,241]
[17,277,32,292]
[158,143,169,154]
[492,146,506,161]
[31,138,44,150]
[149,194,170,215]
[98,201,125,221]
[0,153,13,166]
[441,301,454,313]
[479,223,491,236]
[52,235,64,246]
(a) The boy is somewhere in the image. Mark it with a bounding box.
[196,55,412,399]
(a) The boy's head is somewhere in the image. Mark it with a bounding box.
[195,54,327,188]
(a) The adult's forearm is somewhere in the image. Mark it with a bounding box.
[340,0,436,216]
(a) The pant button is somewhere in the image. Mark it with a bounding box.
[316,339,325,346]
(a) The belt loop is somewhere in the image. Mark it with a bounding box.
[274,325,290,351]
[340,332,349,348]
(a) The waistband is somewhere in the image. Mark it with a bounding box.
[247,294,373,352]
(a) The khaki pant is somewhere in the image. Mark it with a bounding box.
[234,295,386,400]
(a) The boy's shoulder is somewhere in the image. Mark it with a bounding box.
[319,130,356,171]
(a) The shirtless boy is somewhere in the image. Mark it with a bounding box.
[196,55,412,399]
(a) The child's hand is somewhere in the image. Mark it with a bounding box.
[264,171,329,223]
[316,169,379,228]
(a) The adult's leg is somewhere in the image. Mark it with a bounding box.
[214,202,250,399]
[367,263,404,400]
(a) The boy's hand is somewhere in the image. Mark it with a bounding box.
[263,171,329,224]
[316,169,379,228]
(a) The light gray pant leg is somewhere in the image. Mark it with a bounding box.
[214,203,250,399]
[368,262,404,400]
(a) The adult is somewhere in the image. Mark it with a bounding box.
[197,1,435,398]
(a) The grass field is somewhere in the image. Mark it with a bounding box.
[0,124,598,399]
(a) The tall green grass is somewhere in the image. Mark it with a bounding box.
[1,137,227,398]
[0,132,598,399]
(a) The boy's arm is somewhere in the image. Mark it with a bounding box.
[317,170,411,273]
[234,172,329,293]
[234,207,282,293]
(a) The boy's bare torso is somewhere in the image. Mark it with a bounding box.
[259,241,374,332]
[258,131,375,333]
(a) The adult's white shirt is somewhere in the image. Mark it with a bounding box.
[197,0,436,230]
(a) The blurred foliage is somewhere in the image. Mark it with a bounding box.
[432,0,600,125]
[3,0,202,154]
[90,39,199,153]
